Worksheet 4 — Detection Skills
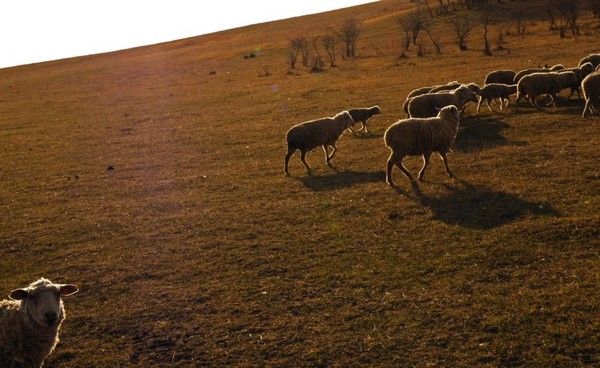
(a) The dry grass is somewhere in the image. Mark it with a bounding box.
[1,1,599,367]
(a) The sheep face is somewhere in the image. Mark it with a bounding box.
[456,86,478,104]
[342,111,355,128]
[10,279,78,329]
[372,106,382,115]
[581,62,595,77]
[438,105,460,122]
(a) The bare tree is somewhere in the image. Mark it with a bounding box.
[398,18,411,51]
[288,37,306,69]
[589,0,600,18]
[425,29,442,54]
[452,15,472,50]
[482,13,492,56]
[311,37,324,72]
[545,1,558,30]
[336,18,361,58]
[495,29,507,50]
[515,11,526,35]
[321,34,337,67]
[553,0,581,36]
[417,0,435,17]
[406,8,429,45]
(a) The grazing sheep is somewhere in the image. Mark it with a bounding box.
[514,72,564,110]
[406,86,436,99]
[579,53,600,68]
[0,278,79,368]
[563,62,595,99]
[514,67,549,83]
[384,105,461,185]
[284,111,355,175]
[347,106,381,135]
[428,81,462,94]
[407,85,477,118]
[476,83,517,113]
[582,71,600,118]
[402,81,460,115]
[485,69,516,85]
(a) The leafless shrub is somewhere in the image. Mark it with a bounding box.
[310,37,324,72]
[288,37,306,69]
[335,18,361,58]
[452,15,472,50]
[495,29,507,50]
[482,12,492,56]
[321,34,337,67]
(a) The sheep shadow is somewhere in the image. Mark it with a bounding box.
[408,180,557,229]
[455,116,527,153]
[296,170,385,191]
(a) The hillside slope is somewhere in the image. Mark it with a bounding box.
[1,1,599,367]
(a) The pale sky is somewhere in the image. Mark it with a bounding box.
[0,0,374,69]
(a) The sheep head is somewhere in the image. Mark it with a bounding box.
[10,278,78,329]
[437,105,460,124]
[455,85,478,105]
[370,106,382,115]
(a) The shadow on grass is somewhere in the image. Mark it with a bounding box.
[395,179,558,229]
[455,116,527,153]
[296,170,385,191]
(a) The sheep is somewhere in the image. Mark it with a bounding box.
[407,85,478,118]
[582,71,600,118]
[428,81,462,94]
[347,106,381,135]
[0,278,78,368]
[514,67,548,83]
[484,69,516,85]
[549,64,565,71]
[579,53,600,68]
[284,111,355,175]
[384,105,461,185]
[514,72,564,110]
[562,62,595,99]
[402,81,460,115]
[476,83,517,113]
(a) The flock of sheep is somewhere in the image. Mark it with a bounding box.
[1,48,599,368]
[284,52,600,185]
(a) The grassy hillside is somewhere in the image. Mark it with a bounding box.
[1,0,599,366]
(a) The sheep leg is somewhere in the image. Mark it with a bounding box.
[486,99,495,113]
[357,121,366,132]
[476,96,483,114]
[363,122,370,135]
[322,145,330,166]
[386,153,396,186]
[284,147,296,175]
[582,99,590,118]
[440,152,453,177]
[328,144,337,160]
[528,96,540,110]
[346,127,358,136]
[417,152,431,181]
[300,150,313,173]
[550,94,558,107]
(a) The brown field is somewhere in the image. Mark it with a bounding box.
[1,0,599,366]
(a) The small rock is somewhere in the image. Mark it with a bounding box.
[107,165,114,171]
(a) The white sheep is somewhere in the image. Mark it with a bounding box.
[284,111,355,175]
[476,83,517,113]
[384,105,461,185]
[513,64,563,83]
[562,62,595,99]
[0,278,78,368]
[407,85,477,118]
[347,106,381,135]
[514,72,564,110]
[484,69,516,85]
[402,81,460,115]
[582,71,600,118]
[579,53,600,68]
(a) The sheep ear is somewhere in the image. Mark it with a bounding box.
[9,288,29,300]
[58,284,79,296]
